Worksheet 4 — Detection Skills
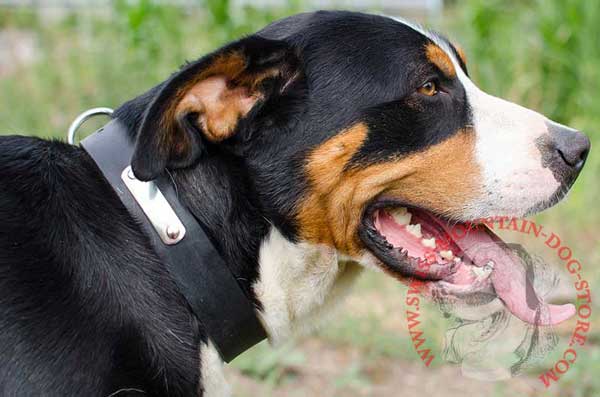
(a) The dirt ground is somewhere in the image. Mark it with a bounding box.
[225,338,550,397]
[223,272,573,397]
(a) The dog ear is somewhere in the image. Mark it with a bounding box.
[131,36,300,181]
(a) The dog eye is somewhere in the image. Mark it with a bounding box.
[418,81,438,96]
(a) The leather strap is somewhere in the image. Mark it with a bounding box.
[81,119,267,362]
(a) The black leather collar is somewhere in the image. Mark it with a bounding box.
[81,119,267,362]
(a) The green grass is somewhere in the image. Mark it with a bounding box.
[1,1,599,396]
[0,1,302,137]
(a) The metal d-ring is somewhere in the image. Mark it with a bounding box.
[67,107,114,145]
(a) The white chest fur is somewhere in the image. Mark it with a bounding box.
[253,227,363,345]
[200,227,363,396]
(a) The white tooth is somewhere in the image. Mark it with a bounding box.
[392,208,411,225]
[406,223,422,238]
[454,257,462,263]
[422,237,436,249]
[439,250,454,260]
[472,264,493,278]
[471,267,482,277]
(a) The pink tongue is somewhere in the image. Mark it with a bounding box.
[440,223,575,326]
[374,212,429,259]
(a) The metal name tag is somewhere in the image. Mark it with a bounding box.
[121,166,186,245]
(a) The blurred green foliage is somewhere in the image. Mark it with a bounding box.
[0,1,599,396]
[233,341,305,386]
[0,0,301,136]
[450,0,600,131]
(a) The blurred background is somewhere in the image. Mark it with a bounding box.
[1,1,598,396]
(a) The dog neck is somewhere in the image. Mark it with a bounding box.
[166,151,363,344]
[114,95,362,346]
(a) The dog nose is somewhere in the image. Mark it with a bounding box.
[550,124,590,171]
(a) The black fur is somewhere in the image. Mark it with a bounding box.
[0,137,202,395]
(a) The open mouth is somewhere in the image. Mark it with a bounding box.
[359,199,575,326]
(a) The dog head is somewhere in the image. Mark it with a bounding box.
[128,11,589,330]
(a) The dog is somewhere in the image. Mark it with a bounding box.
[0,10,590,396]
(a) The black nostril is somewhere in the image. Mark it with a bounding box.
[557,146,589,169]
[551,125,591,170]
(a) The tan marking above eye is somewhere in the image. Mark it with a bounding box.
[424,43,456,78]
[297,125,482,256]
[453,43,468,66]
